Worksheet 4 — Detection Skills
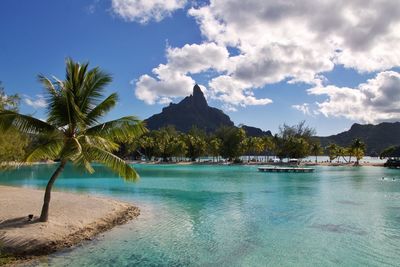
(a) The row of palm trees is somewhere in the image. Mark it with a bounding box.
[129,124,366,165]
[325,139,366,165]
[129,126,271,163]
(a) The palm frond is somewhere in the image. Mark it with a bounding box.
[85,116,147,142]
[72,149,95,174]
[78,135,120,152]
[25,139,64,162]
[38,74,57,96]
[87,146,139,181]
[79,68,112,113]
[85,93,118,126]
[0,110,58,135]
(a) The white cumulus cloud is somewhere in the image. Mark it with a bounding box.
[308,71,400,123]
[135,42,231,105]
[135,65,195,104]
[111,0,186,24]
[292,103,311,116]
[166,42,229,73]
[24,95,47,109]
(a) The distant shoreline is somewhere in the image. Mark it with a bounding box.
[129,160,385,167]
[2,160,385,168]
[0,186,140,265]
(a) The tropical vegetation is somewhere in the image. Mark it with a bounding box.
[325,139,366,165]
[0,59,146,222]
[0,83,29,162]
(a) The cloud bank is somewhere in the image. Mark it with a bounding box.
[115,0,400,117]
[309,71,400,123]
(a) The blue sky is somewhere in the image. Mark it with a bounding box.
[1,0,400,136]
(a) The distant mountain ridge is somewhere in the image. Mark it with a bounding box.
[145,85,400,153]
[145,85,270,136]
[318,122,400,155]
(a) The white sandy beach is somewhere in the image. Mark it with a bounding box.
[0,185,139,257]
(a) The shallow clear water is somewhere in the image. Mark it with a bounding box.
[1,164,400,266]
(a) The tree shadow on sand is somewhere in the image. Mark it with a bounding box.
[0,216,40,230]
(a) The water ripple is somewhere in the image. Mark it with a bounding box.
[310,223,367,235]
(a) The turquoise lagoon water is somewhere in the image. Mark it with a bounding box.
[1,164,400,266]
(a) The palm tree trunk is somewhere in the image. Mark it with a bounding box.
[39,160,67,222]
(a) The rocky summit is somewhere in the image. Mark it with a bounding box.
[145,85,235,133]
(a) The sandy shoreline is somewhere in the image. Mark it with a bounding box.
[0,186,139,260]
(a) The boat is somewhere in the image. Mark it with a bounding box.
[258,166,315,173]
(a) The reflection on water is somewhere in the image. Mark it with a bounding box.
[1,164,400,266]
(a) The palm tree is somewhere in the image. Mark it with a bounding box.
[208,138,221,163]
[351,138,365,166]
[335,146,347,163]
[172,135,187,162]
[216,126,246,162]
[153,126,178,162]
[243,137,255,162]
[310,142,322,163]
[137,135,156,161]
[184,134,206,162]
[252,137,264,162]
[262,136,275,162]
[0,59,146,222]
[326,143,338,163]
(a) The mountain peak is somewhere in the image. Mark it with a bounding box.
[193,84,202,96]
[192,84,207,107]
[145,84,234,132]
[144,84,270,135]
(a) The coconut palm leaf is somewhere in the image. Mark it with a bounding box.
[79,68,112,109]
[87,146,139,181]
[25,139,64,162]
[79,135,120,152]
[85,116,147,142]
[0,110,58,134]
[85,93,118,126]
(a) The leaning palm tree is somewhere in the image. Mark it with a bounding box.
[0,59,146,222]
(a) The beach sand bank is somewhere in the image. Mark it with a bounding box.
[0,186,139,258]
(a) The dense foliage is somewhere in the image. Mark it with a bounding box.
[129,122,327,164]
[0,82,29,162]
[380,146,400,159]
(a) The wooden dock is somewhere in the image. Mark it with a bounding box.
[258,166,315,173]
